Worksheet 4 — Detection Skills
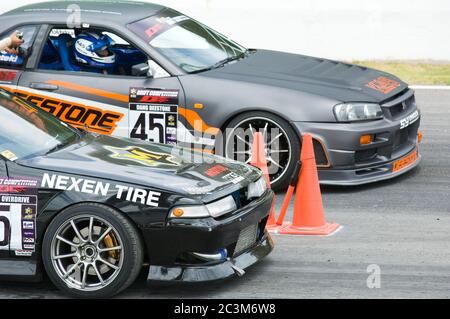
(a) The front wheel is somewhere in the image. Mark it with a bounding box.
[223,111,301,191]
[42,203,143,298]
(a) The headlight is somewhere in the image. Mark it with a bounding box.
[169,195,237,219]
[206,195,237,217]
[247,176,268,199]
[334,103,383,122]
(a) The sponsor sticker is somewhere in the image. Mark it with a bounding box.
[205,164,228,177]
[393,149,418,172]
[22,221,34,229]
[105,146,179,168]
[400,110,419,130]
[23,231,34,237]
[0,53,21,64]
[15,250,33,257]
[138,15,189,39]
[1,150,18,161]
[23,207,34,220]
[129,88,179,145]
[366,76,401,94]
[222,172,245,184]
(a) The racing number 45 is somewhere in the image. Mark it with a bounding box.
[130,113,165,143]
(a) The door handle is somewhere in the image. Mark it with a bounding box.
[29,82,59,91]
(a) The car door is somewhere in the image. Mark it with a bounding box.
[17,25,186,145]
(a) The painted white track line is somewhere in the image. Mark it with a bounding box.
[410,85,450,90]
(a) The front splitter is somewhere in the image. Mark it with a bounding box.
[147,232,274,283]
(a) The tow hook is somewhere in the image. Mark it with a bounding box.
[231,264,246,277]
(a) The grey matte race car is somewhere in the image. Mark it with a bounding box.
[0,1,422,190]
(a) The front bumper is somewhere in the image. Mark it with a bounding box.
[147,231,274,282]
[293,104,421,186]
[142,189,274,281]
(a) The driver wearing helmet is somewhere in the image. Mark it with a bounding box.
[74,31,116,74]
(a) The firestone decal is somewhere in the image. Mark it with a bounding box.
[12,89,124,135]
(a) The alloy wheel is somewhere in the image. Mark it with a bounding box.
[50,215,124,292]
[225,117,292,185]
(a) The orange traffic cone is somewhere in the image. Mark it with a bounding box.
[250,132,277,231]
[278,134,340,236]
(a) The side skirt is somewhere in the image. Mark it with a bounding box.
[0,259,41,282]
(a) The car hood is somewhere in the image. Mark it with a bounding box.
[19,135,261,201]
[204,49,408,103]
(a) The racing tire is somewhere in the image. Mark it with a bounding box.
[222,111,301,191]
[42,203,143,298]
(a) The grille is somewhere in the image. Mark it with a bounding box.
[393,127,411,151]
[388,95,415,118]
[355,148,377,163]
[234,224,258,256]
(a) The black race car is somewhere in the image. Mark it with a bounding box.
[0,89,274,298]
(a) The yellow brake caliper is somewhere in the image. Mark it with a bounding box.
[103,233,119,259]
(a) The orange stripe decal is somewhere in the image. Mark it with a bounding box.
[46,80,129,103]
[179,107,219,135]
[192,148,215,154]
[43,81,220,135]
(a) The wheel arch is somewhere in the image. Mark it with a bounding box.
[217,107,304,146]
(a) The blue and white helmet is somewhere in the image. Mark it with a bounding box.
[74,32,116,69]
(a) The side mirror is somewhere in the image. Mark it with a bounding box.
[18,46,29,59]
[131,62,153,77]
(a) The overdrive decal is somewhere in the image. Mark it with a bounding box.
[129,88,179,145]
[0,177,38,256]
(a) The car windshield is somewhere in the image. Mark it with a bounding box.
[128,8,248,73]
[0,90,80,160]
